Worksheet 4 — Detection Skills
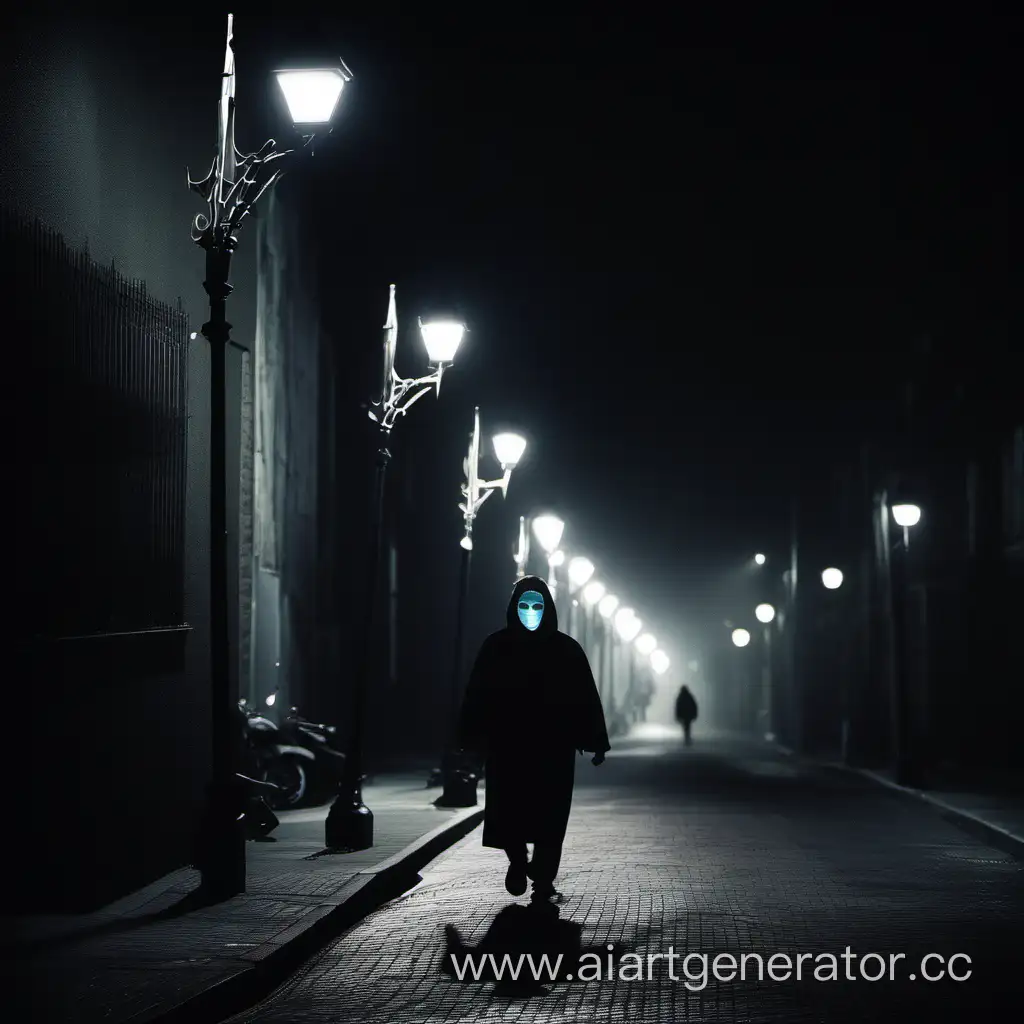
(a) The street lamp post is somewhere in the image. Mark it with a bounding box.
[597,593,619,706]
[581,579,606,674]
[532,515,565,597]
[754,603,776,741]
[877,492,923,786]
[567,556,595,640]
[435,410,525,806]
[634,632,658,723]
[613,608,642,729]
[513,516,531,579]
[187,14,351,900]
[324,285,464,850]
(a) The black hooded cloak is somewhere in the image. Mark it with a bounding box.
[457,575,610,849]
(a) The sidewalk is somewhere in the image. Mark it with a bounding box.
[776,744,1024,854]
[4,774,484,1024]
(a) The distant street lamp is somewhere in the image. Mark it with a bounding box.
[548,549,566,595]
[567,557,595,639]
[891,503,922,549]
[614,609,642,726]
[754,603,776,740]
[876,491,924,785]
[635,633,658,657]
[532,515,565,594]
[325,285,464,851]
[821,567,844,590]
[187,14,352,900]
[651,650,670,675]
[731,628,751,648]
[513,515,531,579]
[754,553,766,566]
[568,556,595,591]
[597,593,619,708]
[436,409,525,806]
[580,579,605,666]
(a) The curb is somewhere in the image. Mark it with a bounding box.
[773,743,1024,858]
[136,805,485,1024]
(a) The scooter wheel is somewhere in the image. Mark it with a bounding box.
[264,757,308,809]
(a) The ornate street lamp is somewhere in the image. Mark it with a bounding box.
[435,409,526,806]
[187,14,351,901]
[325,285,464,851]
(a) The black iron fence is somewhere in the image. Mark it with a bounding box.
[5,208,189,638]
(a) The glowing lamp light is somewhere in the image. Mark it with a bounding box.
[460,535,473,551]
[582,580,606,606]
[688,659,700,672]
[492,432,527,468]
[635,632,658,656]
[532,514,565,554]
[731,628,751,648]
[274,67,348,125]
[755,603,776,624]
[754,553,766,565]
[892,504,921,528]
[549,549,565,568]
[418,319,465,364]
[265,691,277,706]
[821,567,844,590]
[598,594,619,619]
[615,608,642,642]
[568,556,595,588]
[651,650,670,675]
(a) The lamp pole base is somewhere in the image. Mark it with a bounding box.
[434,750,479,808]
[325,778,374,851]
[193,779,246,902]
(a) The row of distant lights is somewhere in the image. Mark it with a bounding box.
[734,504,923,647]
[531,515,672,677]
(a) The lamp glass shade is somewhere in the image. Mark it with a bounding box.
[892,503,921,527]
[755,603,776,623]
[754,553,766,565]
[598,594,619,619]
[651,650,670,674]
[568,556,595,588]
[821,567,844,590]
[731,627,751,647]
[274,68,346,124]
[635,632,658,656]
[492,432,526,467]
[582,580,606,606]
[532,515,564,553]
[419,320,465,363]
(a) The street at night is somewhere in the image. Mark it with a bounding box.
[4,6,1018,1023]
[224,734,1022,1022]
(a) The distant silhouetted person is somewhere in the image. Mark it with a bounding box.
[457,575,610,905]
[675,684,698,744]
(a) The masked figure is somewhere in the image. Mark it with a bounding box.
[457,575,610,904]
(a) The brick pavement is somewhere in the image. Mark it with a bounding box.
[5,775,481,1024]
[224,737,1024,1023]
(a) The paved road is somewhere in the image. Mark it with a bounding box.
[225,736,1024,1022]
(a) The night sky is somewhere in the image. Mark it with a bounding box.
[229,9,1010,660]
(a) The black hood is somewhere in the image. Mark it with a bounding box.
[506,575,558,636]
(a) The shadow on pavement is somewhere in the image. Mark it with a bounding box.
[8,884,217,958]
[442,903,637,996]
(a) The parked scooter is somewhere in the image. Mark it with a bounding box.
[239,697,317,810]
[279,705,347,805]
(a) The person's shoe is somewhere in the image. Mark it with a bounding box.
[530,881,558,903]
[505,862,528,896]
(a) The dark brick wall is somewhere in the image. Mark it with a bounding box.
[2,13,256,910]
